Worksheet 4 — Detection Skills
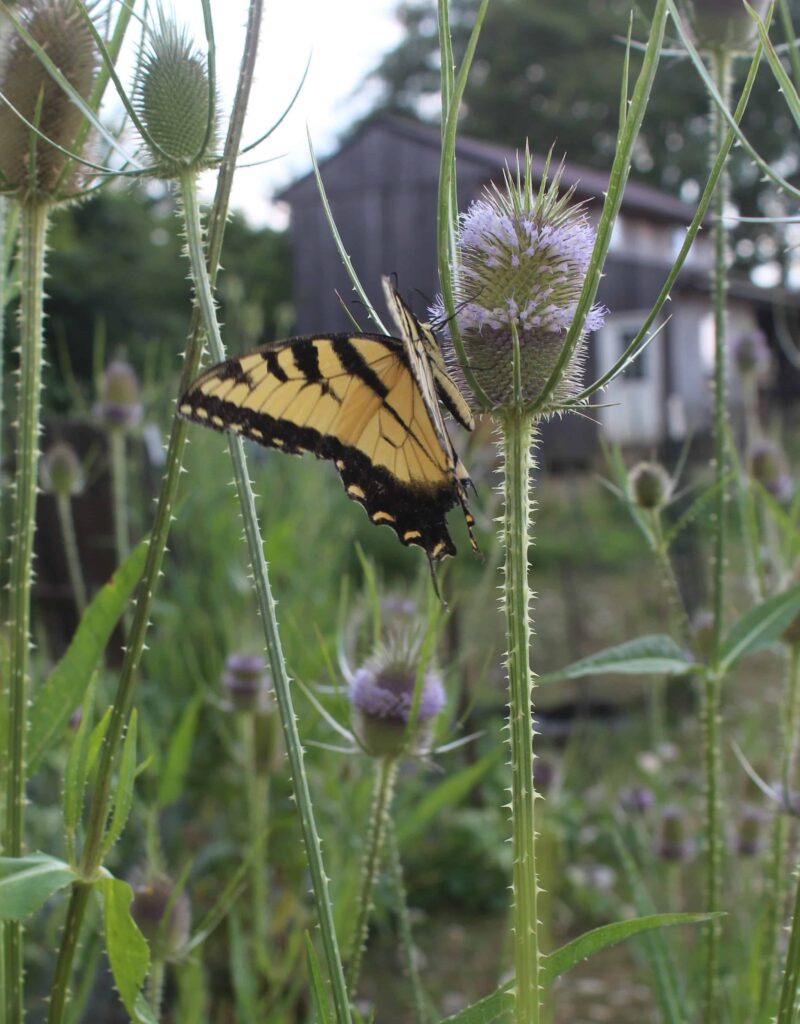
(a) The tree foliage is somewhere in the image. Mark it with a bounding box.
[363,0,800,279]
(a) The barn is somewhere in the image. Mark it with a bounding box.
[277,116,799,464]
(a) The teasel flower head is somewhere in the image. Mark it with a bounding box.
[0,0,99,201]
[749,439,793,502]
[130,873,191,961]
[348,638,445,759]
[655,804,696,863]
[678,0,771,52]
[431,151,606,413]
[618,785,655,816]
[134,13,218,178]
[221,652,271,713]
[94,359,142,431]
[732,329,771,381]
[628,461,673,511]
[39,440,84,497]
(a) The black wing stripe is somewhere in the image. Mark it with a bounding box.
[332,337,392,398]
[264,350,289,382]
[291,338,322,381]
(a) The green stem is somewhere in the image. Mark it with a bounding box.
[46,4,265,1015]
[776,864,800,1024]
[347,757,398,997]
[109,428,130,570]
[47,882,93,1024]
[500,410,541,1024]
[704,48,732,1024]
[179,172,352,1024]
[56,493,87,615]
[762,644,800,1012]
[386,817,428,1024]
[147,959,165,1021]
[243,712,270,975]
[3,198,49,1024]
[652,513,691,644]
[0,197,8,478]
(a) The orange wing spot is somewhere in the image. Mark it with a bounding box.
[347,484,366,499]
[403,530,422,542]
[372,511,395,523]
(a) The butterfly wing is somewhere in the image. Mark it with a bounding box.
[178,333,467,560]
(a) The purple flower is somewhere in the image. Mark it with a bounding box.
[431,155,605,410]
[94,360,143,431]
[349,649,445,758]
[221,652,272,712]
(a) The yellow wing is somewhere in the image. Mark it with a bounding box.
[178,332,476,562]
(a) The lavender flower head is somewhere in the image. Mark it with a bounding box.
[349,644,445,758]
[431,155,606,411]
[732,329,771,381]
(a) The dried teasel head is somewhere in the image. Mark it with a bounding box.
[0,0,99,201]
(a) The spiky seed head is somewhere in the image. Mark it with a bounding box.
[135,16,217,176]
[0,0,98,201]
[348,639,445,759]
[94,359,142,431]
[39,440,84,496]
[732,329,771,380]
[749,440,793,502]
[628,461,673,511]
[430,149,605,412]
[221,652,271,712]
[129,875,191,961]
[735,804,768,858]
[678,0,771,52]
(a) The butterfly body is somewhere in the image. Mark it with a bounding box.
[178,279,478,565]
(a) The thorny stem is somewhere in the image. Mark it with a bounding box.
[46,4,266,1017]
[651,512,691,644]
[703,47,732,1024]
[386,818,429,1024]
[147,958,166,1020]
[179,173,352,1024]
[776,863,800,1024]
[56,492,87,615]
[500,410,541,1024]
[109,428,130,570]
[3,198,49,1024]
[762,643,800,1011]
[243,712,270,975]
[347,757,398,996]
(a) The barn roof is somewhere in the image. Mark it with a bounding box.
[277,115,697,225]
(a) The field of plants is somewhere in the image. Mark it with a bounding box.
[2,1,800,1023]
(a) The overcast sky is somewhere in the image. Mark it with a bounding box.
[181,0,403,227]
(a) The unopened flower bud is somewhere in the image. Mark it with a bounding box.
[678,0,771,52]
[732,330,771,380]
[40,441,84,496]
[221,653,271,713]
[629,462,672,511]
[655,805,695,863]
[130,875,191,960]
[430,153,605,411]
[0,0,98,200]
[750,441,793,502]
[135,16,217,176]
[349,647,445,758]
[95,360,142,431]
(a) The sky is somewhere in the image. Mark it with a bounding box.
[182,0,404,228]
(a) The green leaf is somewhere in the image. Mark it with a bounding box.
[395,749,502,845]
[719,583,800,672]
[28,540,147,774]
[537,635,696,685]
[305,933,334,1024]
[157,697,201,809]
[543,912,722,982]
[228,907,258,1023]
[63,677,97,852]
[100,876,157,1024]
[440,981,512,1023]
[102,710,138,857]
[0,855,75,920]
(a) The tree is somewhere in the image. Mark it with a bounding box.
[362,0,800,281]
